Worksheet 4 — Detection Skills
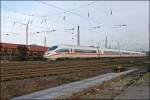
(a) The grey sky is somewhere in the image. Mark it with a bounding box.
[1,1,149,51]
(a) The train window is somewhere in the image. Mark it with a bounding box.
[122,52,130,55]
[104,51,114,54]
[104,51,113,54]
[56,48,69,53]
[89,50,96,53]
[48,46,58,51]
[104,51,121,55]
[75,49,84,53]
[133,53,138,55]
[75,49,96,53]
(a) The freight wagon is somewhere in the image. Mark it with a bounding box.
[0,43,48,60]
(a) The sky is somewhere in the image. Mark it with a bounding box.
[1,1,149,51]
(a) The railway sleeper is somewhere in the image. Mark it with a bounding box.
[1,67,107,81]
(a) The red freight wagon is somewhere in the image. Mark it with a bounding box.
[0,42,48,60]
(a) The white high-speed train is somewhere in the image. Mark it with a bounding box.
[43,45,146,60]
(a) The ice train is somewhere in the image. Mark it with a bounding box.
[43,45,146,60]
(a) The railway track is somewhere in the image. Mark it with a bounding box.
[1,60,110,72]
[1,62,110,81]
[1,60,106,71]
[1,57,147,81]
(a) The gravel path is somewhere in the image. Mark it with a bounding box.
[12,69,136,100]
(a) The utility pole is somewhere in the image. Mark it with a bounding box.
[105,36,107,48]
[77,25,80,46]
[26,20,30,45]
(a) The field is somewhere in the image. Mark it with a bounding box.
[0,57,149,100]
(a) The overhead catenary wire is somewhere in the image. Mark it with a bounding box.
[2,17,51,30]
[2,17,76,31]
[2,1,110,29]
[2,2,146,31]
[39,1,102,25]
[1,2,148,51]
[3,13,130,33]
[2,16,129,40]
[2,6,65,17]
[65,1,97,12]
[1,2,141,40]
[2,8,75,29]
[3,15,94,32]
[2,1,97,18]
[2,18,77,36]
[2,4,129,33]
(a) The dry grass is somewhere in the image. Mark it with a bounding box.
[0,57,148,100]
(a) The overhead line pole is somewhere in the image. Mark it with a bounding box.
[118,41,121,56]
[44,36,46,47]
[77,25,80,46]
[105,36,107,48]
[26,20,30,45]
[97,42,100,58]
